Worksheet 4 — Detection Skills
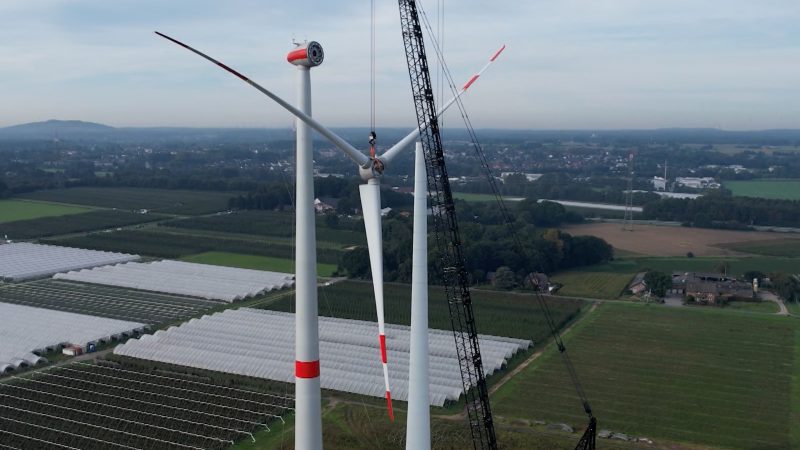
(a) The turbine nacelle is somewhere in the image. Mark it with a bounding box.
[287,41,324,67]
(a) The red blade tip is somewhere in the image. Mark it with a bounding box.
[386,391,395,421]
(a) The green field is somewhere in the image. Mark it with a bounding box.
[585,256,800,277]
[43,228,344,264]
[724,300,780,314]
[492,303,800,449]
[160,210,366,248]
[725,179,800,200]
[0,209,165,239]
[716,238,800,258]
[550,271,634,299]
[181,251,337,277]
[231,402,636,450]
[18,187,237,215]
[265,280,586,342]
[0,199,92,223]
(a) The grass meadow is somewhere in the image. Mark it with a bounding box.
[715,238,800,258]
[0,199,92,223]
[550,271,634,299]
[724,179,800,200]
[181,251,337,277]
[492,302,800,449]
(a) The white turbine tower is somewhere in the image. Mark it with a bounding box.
[406,141,429,449]
[154,31,503,448]
[287,40,325,450]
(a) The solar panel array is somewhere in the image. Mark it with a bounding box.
[116,308,531,406]
[0,303,146,373]
[0,280,223,324]
[0,242,139,282]
[55,260,294,302]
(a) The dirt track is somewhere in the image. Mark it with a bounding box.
[562,223,800,257]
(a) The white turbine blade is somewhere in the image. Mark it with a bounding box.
[154,31,370,168]
[379,44,506,165]
[358,180,393,420]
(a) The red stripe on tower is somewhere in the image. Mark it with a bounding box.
[379,334,388,363]
[462,75,479,91]
[295,360,320,378]
[287,48,309,63]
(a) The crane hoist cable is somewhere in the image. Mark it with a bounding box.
[369,0,377,158]
[413,3,598,449]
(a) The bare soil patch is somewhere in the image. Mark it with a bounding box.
[562,222,800,257]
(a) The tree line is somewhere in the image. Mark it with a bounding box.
[642,193,800,229]
[338,200,613,286]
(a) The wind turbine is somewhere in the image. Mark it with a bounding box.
[154,31,503,447]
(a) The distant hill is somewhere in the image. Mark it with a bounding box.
[1,120,799,145]
[0,120,115,140]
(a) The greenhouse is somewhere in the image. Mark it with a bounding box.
[115,308,531,406]
[0,242,139,282]
[55,260,294,302]
[0,303,146,373]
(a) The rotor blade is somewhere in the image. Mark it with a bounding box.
[379,44,506,165]
[358,180,393,421]
[154,31,370,168]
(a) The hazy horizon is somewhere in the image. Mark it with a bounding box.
[1,0,798,130]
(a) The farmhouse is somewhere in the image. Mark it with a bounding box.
[314,197,337,214]
[628,272,647,295]
[523,272,551,292]
[674,271,754,304]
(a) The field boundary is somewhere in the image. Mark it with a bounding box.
[490,302,599,397]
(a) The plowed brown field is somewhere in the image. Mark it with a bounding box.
[562,222,800,257]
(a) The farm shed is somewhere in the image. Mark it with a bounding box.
[116,308,531,407]
[55,260,293,302]
[0,303,145,373]
[0,242,139,281]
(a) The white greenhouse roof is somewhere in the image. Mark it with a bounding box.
[0,242,139,282]
[55,260,294,302]
[115,309,531,406]
[0,303,146,373]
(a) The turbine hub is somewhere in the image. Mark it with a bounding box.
[359,158,385,181]
[287,41,324,67]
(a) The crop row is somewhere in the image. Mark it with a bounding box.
[0,209,166,240]
[0,280,221,325]
[43,229,344,263]
[160,210,366,247]
[0,360,292,449]
[18,187,237,216]
[266,280,585,342]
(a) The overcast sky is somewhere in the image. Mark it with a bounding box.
[1,0,798,130]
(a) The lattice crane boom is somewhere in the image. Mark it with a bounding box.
[396,1,497,448]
